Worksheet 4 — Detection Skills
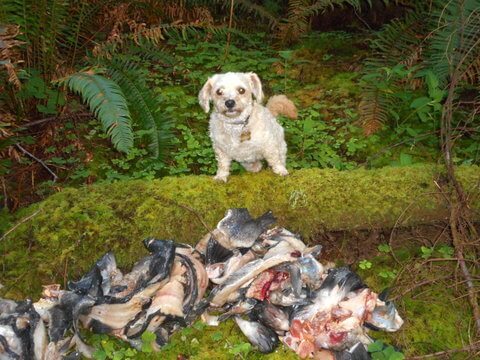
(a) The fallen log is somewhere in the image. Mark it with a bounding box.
[1,165,479,298]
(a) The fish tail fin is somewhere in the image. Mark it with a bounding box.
[257,210,276,229]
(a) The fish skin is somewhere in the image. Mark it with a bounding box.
[144,239,177,286]
[0,300,17,315]
[176,247,209,306]
[101,241,176,302]
[47,305,71,343]
[0,326,22,359]
[208,253,296,307]
[217,298,257,322]
[335,342,371,360]
[263,228,307,257]
[210,250,257,285]
[31,313,47,360]
[205,236,234,265]
[67,252,119,299]
[217,209,276,249]
[268,288,310,307]
[251,302,290,332]
[365,300,403,332]
[175,253,199,319]
[234,317,279,353]
[297,256,324,290]
[320,268,365,294]
[0,299,46,360]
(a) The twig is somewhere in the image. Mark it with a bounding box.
[0,209,41,242]
[223,0,235,59]
[15,143,58,182]
[20,112,92,128]
[406,341,480,359]
[391,275,451,301]
[438,0,480,335]
[153,195,213,234]
[353,8,371,30]
[1,177,7,209]
[388,192,443,265]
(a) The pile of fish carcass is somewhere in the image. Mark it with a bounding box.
[197,209,404,359]
[0,209,404,359]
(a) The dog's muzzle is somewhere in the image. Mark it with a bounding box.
[225,99,236,109]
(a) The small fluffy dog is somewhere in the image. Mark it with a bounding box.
[198,72,297,182]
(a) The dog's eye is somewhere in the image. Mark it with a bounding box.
[216,89,223,96]
[238,88,245,94]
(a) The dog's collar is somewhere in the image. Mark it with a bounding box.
[224,115,250,126]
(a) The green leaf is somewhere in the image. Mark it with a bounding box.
[359,259,372,269]
[211,331,223,341]
[421,246,434,259]
[399,153,412,166]
[229,342,252,355]
[278,50,293,60]
[93,350,107,360]
[410,97,430,109]
[425,71,439,93]
[107,60,173,159]
[60,71,134,153]
[193,321,206,331]
[378,244,391,253]
[141,331,156,343]
[390,352,405,360]
[368,340,384,352]
[140,331,156,353]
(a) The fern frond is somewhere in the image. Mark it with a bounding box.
[107,60,173,159]
[426,0,480,85]
[359,10,427,133]
[358,85,393,135]
[61,70,134,153]
[234,0,278,28]
[276,0,365,44]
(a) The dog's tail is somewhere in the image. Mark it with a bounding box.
[266,95,298,119]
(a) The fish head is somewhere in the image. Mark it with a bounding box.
[367,300,404,332]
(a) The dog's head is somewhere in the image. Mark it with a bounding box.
[198,72,264,118]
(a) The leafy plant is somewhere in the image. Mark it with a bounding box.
[368,340,405,360]
[420,246,434,260]
[378,244,391,253]
[378,269,397,280]
[60,70,134,153]
[91,331,156,360]
[228,341,252,358]
[105,59,174,159]
[360,0,480,137]
[359,259,372,270]
[276,0,366,45]
[437,245,454,259]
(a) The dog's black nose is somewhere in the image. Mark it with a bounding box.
[225,99,235,109]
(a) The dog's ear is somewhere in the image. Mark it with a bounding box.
[248,72,264,104]
[198,77,214,113]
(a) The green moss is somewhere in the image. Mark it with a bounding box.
[357,253,474,357]
[1,165,479,299]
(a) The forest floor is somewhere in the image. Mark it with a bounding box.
[2,31,479,359]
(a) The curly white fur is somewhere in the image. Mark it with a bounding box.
[198,72,296,182]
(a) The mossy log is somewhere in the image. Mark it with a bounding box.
[2,165,479,298]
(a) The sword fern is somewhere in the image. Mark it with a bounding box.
[61,71,134,154]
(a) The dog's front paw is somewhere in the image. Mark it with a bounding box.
[213,174,229,182]
[273,167,289,176]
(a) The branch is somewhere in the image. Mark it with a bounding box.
[0,209,41,242]
[15,144,58,182]
[406,341,480,359]
[20,112,92,128]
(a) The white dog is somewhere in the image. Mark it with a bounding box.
[198,72,297,182]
